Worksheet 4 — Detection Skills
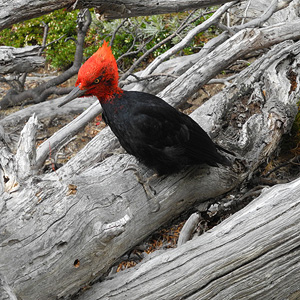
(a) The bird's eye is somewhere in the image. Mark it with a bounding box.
[94,78,100,84]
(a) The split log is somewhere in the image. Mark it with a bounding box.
[78,176,300,300]
[0,37,299,300]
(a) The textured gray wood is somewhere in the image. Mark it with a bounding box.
[79,176,300,300]
[0,155,238,300]
[1,3,300,299]
[0,46,45,75]
[0,0,243,30]
[159,20,300,108]
[0,39,299,300]
[230,0,299,26]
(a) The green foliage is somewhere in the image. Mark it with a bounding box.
[0,9,78,69]
[0,9,216,70]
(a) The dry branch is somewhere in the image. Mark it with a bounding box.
[0,0,245,31]
[160,19,300,108]
[137,2,235,80]
[0,46,44,75]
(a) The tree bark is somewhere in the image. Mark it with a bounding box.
[0,0,243,31]
[0,46,44,74]
[0,37,299,300]
[76,176,300,300]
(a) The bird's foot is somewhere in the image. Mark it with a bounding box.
[124,164,160,212]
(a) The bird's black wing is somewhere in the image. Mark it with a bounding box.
[104,91,229,173]
[126,99,223,165]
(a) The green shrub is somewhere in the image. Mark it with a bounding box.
[0,9,78,70]
[0,9,215,70]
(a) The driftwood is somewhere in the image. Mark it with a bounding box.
[0,36,299,299]
[1,1,300,299]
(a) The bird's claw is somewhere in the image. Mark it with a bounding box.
[124,164,160,212]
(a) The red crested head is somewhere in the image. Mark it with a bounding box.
[76,41,122,102]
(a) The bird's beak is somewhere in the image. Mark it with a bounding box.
[58,85,87,107]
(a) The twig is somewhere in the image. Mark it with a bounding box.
[110,19,128,47]
[263,155,300,177]
[117,35,155,63]
[242,0,252,25]
[119,9,209,81]
[45,34,67,48]
[38,21,49,56]
[139,2,237,78]
[116,35,138,62]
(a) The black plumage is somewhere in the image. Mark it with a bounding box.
[101,90,230,175]
[59,42,231,175]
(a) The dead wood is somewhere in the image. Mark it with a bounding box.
[0,37,299,299]
[1,2,300,299]
[0,0,244,31]
[77,176,300,300]
[12,19,300,174]
[0,46,45,75]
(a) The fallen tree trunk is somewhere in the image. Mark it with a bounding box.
[0,46,44,74]
[0,38,299,300]
[77,176,300,300]
[0,0,243,31]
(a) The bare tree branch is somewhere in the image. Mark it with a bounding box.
[0,9,91,110]
[139,2,237,78]
[0,0,248,31]
[118,8,213,82]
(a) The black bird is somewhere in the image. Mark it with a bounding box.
[59,41,230,175]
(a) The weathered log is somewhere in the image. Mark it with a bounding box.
[0,96,96,130]
[5,18,298,176]
[0,46,45,75]
[0,38,299,300]
[230,0,299,26]
[0,146,239,300]
[78,176,300,300]
[159,19,300,108]
[0,0,243,31]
